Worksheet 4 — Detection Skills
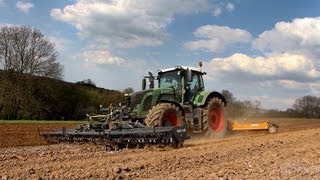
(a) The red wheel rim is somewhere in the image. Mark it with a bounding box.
[162,111,181,126]
[209,107,224,132]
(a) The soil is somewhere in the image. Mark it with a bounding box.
[0,123,77,148]
[1,118,320,179]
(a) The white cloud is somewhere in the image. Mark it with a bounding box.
[213,7,222,17]
[309,82,320,96]
[16,1,34,13]
[81,49,161,75]
[205,53,320,81]
[201,51,320,109]
[75,51,162,90]
[82,50,125,65]
[48,36,74,53]
[226,3,235,12]
[253,17,320,58]
[195,17,320,109]
[0,0,5,7]
[184,25,252,52]
[50,0,215,48]
[277,80,306,90]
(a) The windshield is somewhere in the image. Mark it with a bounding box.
[159,71,181,89]
[187,72,204,100]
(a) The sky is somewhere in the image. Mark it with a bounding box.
[1,0,320,110]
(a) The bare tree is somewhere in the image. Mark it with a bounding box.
[292,95,320,118]
[0,26,63,79]
[221,89,262,118]
[0,26,63,119]
[221,89,236,103]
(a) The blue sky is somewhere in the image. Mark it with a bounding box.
[1,0,320,110]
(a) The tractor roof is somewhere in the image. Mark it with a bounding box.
[158,65,204,74]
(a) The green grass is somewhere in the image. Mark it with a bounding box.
[0,120,85,124]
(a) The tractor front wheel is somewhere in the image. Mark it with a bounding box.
[202,97,227,138]
[145,103,183,127]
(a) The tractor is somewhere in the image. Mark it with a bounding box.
[127,63,227,138]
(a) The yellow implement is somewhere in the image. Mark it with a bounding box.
[230,121,278,133]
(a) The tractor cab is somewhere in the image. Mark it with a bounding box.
[142,64,206,105]
[157,66,205,104]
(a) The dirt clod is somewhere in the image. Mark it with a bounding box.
[28,168,35,175]
[114,167,122,174]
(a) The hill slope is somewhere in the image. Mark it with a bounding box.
[0,71,124,120]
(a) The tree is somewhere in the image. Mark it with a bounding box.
[0,26,63,119]
[76,78,96,88]
[221,90,236,103]
[122,87,134,94]
[292,95,320,118]
[221,90,243,117]
[221,89,262,118]
[0,26,63,79]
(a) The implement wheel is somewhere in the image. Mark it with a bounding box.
[202,97,226,138]
[268,123,278,133]
[145,103,183,127]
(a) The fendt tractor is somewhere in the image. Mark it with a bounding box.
[43,63,227,149]
[130,63,227,137]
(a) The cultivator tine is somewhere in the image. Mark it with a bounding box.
[42,125,189,151]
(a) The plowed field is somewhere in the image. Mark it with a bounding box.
[1,118,320,179]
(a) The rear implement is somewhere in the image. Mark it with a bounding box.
[42,122,189,150]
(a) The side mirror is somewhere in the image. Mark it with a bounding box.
[148,71,154,89]
[187,68,192,82]
[150,79,154,89]
[142,78,146,90]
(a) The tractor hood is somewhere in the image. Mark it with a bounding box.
[129,89,153,109]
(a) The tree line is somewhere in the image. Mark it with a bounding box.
[222,90,320,119]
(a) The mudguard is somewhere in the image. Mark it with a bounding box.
[157,99,184,113]
[193,91,227,107]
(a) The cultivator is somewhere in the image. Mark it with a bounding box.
[42,121,189,150]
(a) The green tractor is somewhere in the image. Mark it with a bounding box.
[126,64,227,138]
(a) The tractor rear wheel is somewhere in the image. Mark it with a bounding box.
[202,97,226,138]
[145,103,183,127]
